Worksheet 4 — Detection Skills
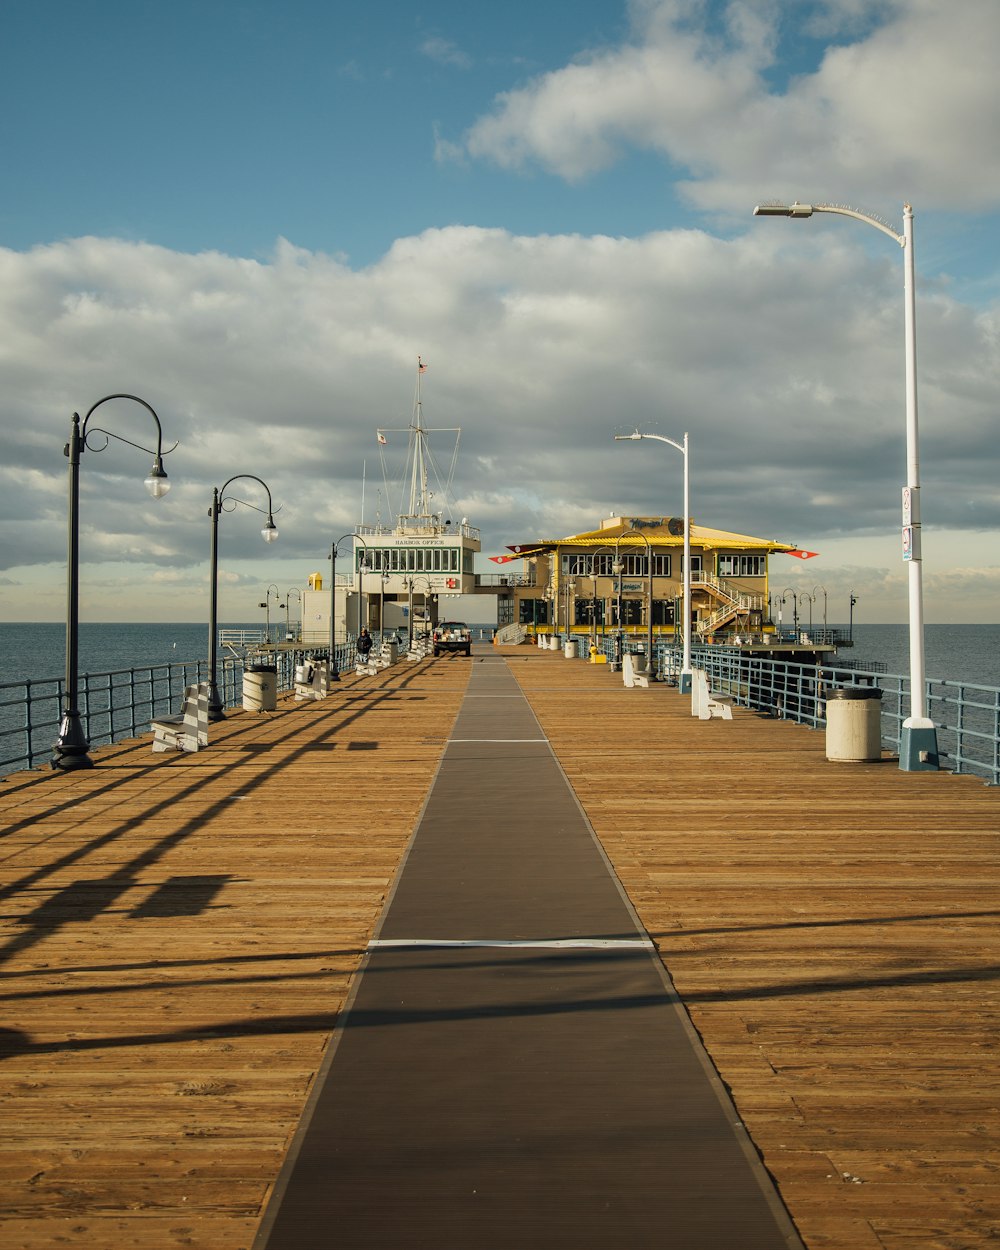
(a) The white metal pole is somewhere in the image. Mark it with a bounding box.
[902,204,931,730]
[681,431,691,685]
[753,199,937,768]
[613,429,692,690]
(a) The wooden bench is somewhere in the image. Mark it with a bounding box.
[691,668,733,720]
[622,653,650,689]
[150,682,210,753]
[294,660,329,702]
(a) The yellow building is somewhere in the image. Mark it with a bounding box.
[495,514,800,643]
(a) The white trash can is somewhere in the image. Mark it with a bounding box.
[563,641,575,658]
[243,664,277,713]
[825,687,882,761]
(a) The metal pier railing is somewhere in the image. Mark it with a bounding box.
[0,640,356,776]
[6,633,999,786]
[560,633,1000,786]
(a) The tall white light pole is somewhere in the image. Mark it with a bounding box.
[614,430,692,692]
[754,201,937,771]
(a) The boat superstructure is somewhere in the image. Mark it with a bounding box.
[302,360,480,643]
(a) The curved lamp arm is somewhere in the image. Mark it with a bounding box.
[213,473,279,541]
[753,201,904,246]
[74,392,178,498]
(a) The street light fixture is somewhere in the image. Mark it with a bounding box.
[584,545,621,651]
[208,475,279,722]
[753,200,937,770]
[405,576,415,648]
[53,394,176,771]
[357,540,371,635]
[626,527,657,680]
[562,576,577,642]
[405,570,432,640]
[614,430,692,691]
[379,571,390,637]
[779,588,799,638]
[328,533,369,680]
[612,546,624,669]
[811,584,828,636]
[259,584,280,644]
[282,588,302,641]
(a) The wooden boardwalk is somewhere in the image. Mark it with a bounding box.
[1,647,998,1248]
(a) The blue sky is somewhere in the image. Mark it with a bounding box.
[2,0,1000,625]
[3,1,639,263]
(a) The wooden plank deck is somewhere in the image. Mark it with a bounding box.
[0,661,467,1250]
[0,646,998,1249]
[510,650,1000,1250]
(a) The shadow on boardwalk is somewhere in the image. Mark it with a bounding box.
[0,647,998,1249]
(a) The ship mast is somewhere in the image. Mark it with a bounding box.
[377,357,461,536]
[408,359,431,519]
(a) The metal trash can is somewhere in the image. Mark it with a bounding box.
[243,664,277,713]
[563,640,575,658]
[825,687,882,761]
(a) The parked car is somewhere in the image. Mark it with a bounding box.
[432,621,472,657]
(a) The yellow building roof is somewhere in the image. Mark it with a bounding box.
[505,516,798,557]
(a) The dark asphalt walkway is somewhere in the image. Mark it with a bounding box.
[255,656,804,1249]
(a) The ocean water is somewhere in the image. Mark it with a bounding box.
[837,623,1000,690]
[1,620,997,691]
[0,622,285,776]
[1,621,997,779]
[0,622,245,690]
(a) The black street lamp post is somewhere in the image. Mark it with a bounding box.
[282,588,302,641]
[626,528,657,679]
[780,588,799,638]
[406,574,434,646]
[328,533,369,680]
[259,584,280,644]
[801,592,815,632]
[809,584,829,637]
[53,394,175,772]
[208,476,278,722]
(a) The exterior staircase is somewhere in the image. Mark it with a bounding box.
[495,623,528,645]
[693,572,766,635]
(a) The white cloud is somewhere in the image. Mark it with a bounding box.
[0,224,997,623]
[457,0,1000,213]
[419,36,472,70]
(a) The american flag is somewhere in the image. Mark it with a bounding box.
[418,357,427,373]
[377,432,387,445]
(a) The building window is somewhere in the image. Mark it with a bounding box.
[575,598,604,626]
[564,551,676,578]
[652,600,676,625]
[718,554,766,577]
[611,599,643,626]
[519,598,549,625]
[618,553,673,577]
